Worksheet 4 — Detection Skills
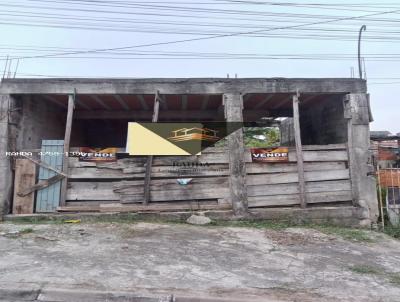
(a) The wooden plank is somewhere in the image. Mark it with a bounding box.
[144,91,161,205]
[299,144,346,151]
[124,164,230,177]
[121,189,228,203]
[247,180,352,197]
[22,155,67,177]
[67,175,230,202]
[293,93,306,208]
[246,161,346,174]
[290,150,348,162]
[65,200,117,207]
[58,205,100,212]
[12,159,36,214]
[248,190,353,207]
[114,177,228,192]
[68,162,348,180]
[66,182,120,201]
[153,153,230,165]
[69,167,139,179]
[60,93,75,207]
[18,174,64,197]
[247,169,350,186]
[99,202,230,213]
[57,202,230,213]
[65,199,224,208]
[67,148,348,169]
[151,149,348,164]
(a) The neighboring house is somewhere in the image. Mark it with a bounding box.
[370,131,400,168]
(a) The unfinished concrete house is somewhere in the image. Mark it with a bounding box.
[0,78,378,226]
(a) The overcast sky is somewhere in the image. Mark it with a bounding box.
[0,0,399,133]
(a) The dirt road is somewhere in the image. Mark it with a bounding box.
[0,221,399,301]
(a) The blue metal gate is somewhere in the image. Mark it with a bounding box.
[36,140,64,212]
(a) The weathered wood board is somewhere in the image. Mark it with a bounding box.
[64,144,351,210]
[13,159,36,214]
[67,161,346,180]
[247,169,350,186]
[67,178,229,202]
[248,190,352,207]
[247,180,352,196]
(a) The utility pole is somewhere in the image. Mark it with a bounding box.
[358,25,366,79]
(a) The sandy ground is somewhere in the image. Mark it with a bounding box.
[0,222,400,301]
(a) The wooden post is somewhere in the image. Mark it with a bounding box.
[60,92,75,207]
[292,92,307,208]
[223,93,248,216]
[143,91,161,205]
[12,159,36,214]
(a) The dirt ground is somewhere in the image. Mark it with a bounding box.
[1,221,400,302]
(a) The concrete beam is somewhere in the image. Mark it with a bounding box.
[0,78,367,95]
[73,109,285,120]
[224,93,248,216]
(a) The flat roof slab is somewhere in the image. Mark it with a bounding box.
[0,78,367,95]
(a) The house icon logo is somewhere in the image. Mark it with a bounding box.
[168,127,219,142]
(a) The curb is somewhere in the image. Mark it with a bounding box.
[0,288,272,302]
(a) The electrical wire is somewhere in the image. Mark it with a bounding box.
[1,7,399,61]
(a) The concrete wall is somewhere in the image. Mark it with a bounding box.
[0,95,12,216]
[0,95,66,215]
[345,93,379,226]
[300,95,347,145]
[280,118,294,146]
[17,96,65,150]
[280,96,346,146]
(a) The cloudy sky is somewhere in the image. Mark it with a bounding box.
[0,0,399,133]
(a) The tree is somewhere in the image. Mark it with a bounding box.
[214,127,280,148]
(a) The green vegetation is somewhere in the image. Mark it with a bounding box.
[383,225,400,239]
[19,227,34,234]
[348,265,380,275]
[389,273,400,286]
[215,127,280,147]
[347,265,400,287]
[311,225,373,242]
[4,216,373,242]
[208,220,374,242]
[208,219,294,230]
[243,127,280,147]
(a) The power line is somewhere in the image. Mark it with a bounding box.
[4,1,400,23]
[2,21,400,45]
[3,7,400,61]
[3,10,400,33]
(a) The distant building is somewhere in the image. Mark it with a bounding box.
[370,130,400,168]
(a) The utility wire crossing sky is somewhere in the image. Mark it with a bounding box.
[0,0,399,133]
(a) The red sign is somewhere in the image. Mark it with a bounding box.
[250,147,289,162]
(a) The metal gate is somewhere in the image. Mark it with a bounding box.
[36,140,64,212]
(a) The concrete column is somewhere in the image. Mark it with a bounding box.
[0,95,12,217]
[344,93,379,226]
[223,93,248,216]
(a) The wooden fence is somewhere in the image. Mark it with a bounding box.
[62,144,352,212]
